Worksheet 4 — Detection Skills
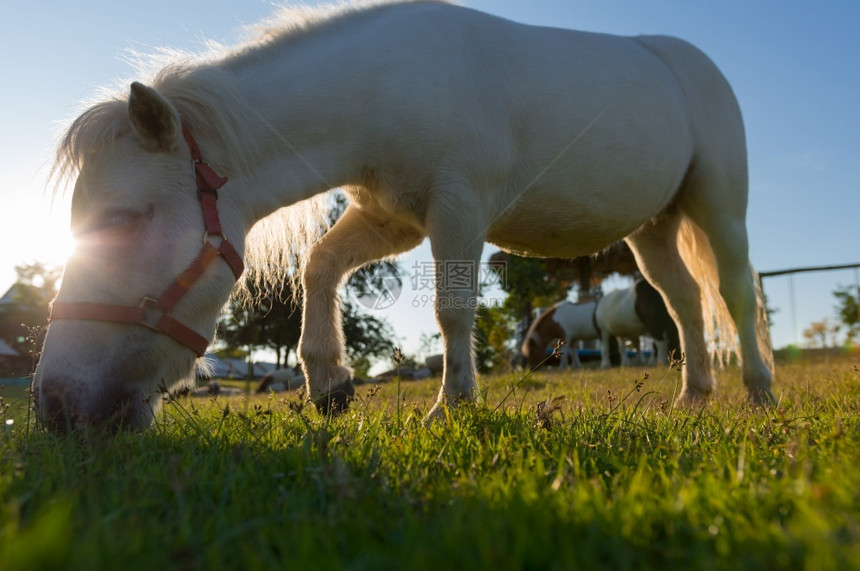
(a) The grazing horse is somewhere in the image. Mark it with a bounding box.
[521,301,600,369]
[594,280,681,368]
[34,1,774,431]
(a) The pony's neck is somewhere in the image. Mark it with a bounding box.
[215,42,367,226]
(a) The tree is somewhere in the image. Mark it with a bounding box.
[802,318,842,349]
[495,255,574,322]
[833,284,859,343]
[473,304,515,373]
[0,262,61,374]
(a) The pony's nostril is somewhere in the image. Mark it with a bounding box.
[36,387,78,434]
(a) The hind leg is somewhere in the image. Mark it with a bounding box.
[625,213,716,403]
[300,205,423,414]
[683,205,775,404]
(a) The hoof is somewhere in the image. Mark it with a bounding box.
[674,388,711,408]
[748,387,776,407]
[423,402,447,426]
[312,381,355,416]
[423,392,474,426]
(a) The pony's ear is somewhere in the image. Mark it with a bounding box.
[128,82,182,152]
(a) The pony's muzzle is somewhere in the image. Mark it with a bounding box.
[35,377,143,433]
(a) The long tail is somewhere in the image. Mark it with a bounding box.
[675,215,773,370]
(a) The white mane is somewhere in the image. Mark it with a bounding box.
[243,0,452,47]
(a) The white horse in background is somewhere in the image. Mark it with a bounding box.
[594,280,681,368]
[34,1,774,431]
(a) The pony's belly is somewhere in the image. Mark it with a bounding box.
[484,171,678,257]
[486,211,639,258]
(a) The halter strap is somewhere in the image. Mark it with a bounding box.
[49,124,244,357]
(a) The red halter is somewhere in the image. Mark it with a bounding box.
[49,125,244,357]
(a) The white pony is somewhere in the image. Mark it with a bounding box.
[34,1,774,431]
[594,280,681,369]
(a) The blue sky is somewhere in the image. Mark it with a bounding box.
[1,0,858,359]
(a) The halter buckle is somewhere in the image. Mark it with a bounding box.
[138,297,164,331]
[203,231,226,246]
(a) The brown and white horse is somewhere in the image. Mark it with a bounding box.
[521,300,600,369]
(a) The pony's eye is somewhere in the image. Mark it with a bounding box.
[76,207,150,240]
[104,212,138,229]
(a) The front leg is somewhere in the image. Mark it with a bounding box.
[424,190,486,421]
[558,343,573,369]
[570,340,583,368]
[299,205,422,414]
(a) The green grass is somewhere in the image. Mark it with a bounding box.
[1,357,859,570]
